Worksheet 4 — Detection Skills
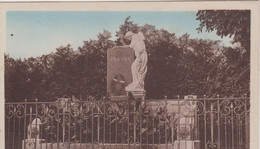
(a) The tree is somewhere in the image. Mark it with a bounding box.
[77,30,115,99]
[5,55,30,102]
[212,46,250,96]
[48,44,75,100]
[196,10,250,97]
[196,10,250,53]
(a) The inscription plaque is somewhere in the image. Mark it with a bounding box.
[107,46,134,97]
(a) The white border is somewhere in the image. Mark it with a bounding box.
[0,2,258,149]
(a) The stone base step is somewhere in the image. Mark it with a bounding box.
[23,140,200,149]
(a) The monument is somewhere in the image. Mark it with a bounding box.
[124,31,147,100]
[107,31,148,100]
[23,118,45,149]
[175,95,200,149]
[107,46,134,100]
[27,118,42,140]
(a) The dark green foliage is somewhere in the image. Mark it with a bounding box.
[196,10,250,97]
[196,10,250,53]
[5,14,250,102]
[5,55,29,102]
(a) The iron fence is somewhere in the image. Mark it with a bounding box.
[5,97,250,149]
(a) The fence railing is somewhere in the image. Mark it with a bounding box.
[5,97,250,149]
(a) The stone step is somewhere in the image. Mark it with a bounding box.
[22,140,200,149]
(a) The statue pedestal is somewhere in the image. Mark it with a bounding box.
[174,140,200,149]
[126,90,146,101]
[110,95,128,101]
[22,139,45,149]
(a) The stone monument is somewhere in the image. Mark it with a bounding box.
[107,32,148,100]
[27,118,42,139]
[107,46,134,100]
[23,118,44,149]
[175,95,200,149]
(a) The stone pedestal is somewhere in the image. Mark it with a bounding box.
[177,118,194,140]
[22,139,45,149]
[174,140,200,149]
[176,95,197,140]
[23,117,45,149]
[126,90,146,101]
[27,118,42,139]
[23,142,199,149]
[110,95,128,101]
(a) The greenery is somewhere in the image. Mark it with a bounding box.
[196,10,250,52]
[5,11,250,102]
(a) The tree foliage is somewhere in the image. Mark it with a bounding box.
[196,10,250,96]
[196,10,250,52]
[5,14,250,102]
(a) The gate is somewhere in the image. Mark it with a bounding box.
[5,97,250,149]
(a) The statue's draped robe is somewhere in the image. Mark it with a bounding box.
[125,32,148,92]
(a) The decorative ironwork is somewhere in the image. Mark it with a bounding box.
[37,104,48,118]
[178,127,190,140]
[219,100,231,115]
[5,97,250,149]
[180,100,196,116]
[233,100,246,115]
[25,139,35,149]
[195,101,204,116]
[15,104,25,118]
[47,103,58,118]
[207,142,218,149]
[70,102,80,117]
[81,102,92,119]
[5,104,16,118]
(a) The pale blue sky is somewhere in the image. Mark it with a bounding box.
[7,11,233,59]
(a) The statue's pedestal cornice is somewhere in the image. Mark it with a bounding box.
[126,90,146,101]
[110,95,128,101]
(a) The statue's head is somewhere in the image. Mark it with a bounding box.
[124,31,134,41]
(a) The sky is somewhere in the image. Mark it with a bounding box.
[6,11,233,59]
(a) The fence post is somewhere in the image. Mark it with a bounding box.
[245,98,249,149]
[164,96,168,148]
[127,97,130,149]
[230,101,235,148]
[210,103,214,144]
[177,95,180,149]
[35,99,38,149]
[62,102,65,145]
[23,99,27,149]
[139,99,143,148]
[91,101,94,149]
[203,95,207,149]
[217,94,220,149]
[133,100,136,147]
[97,101,100,149]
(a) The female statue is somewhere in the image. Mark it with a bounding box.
[123,31,148,92]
